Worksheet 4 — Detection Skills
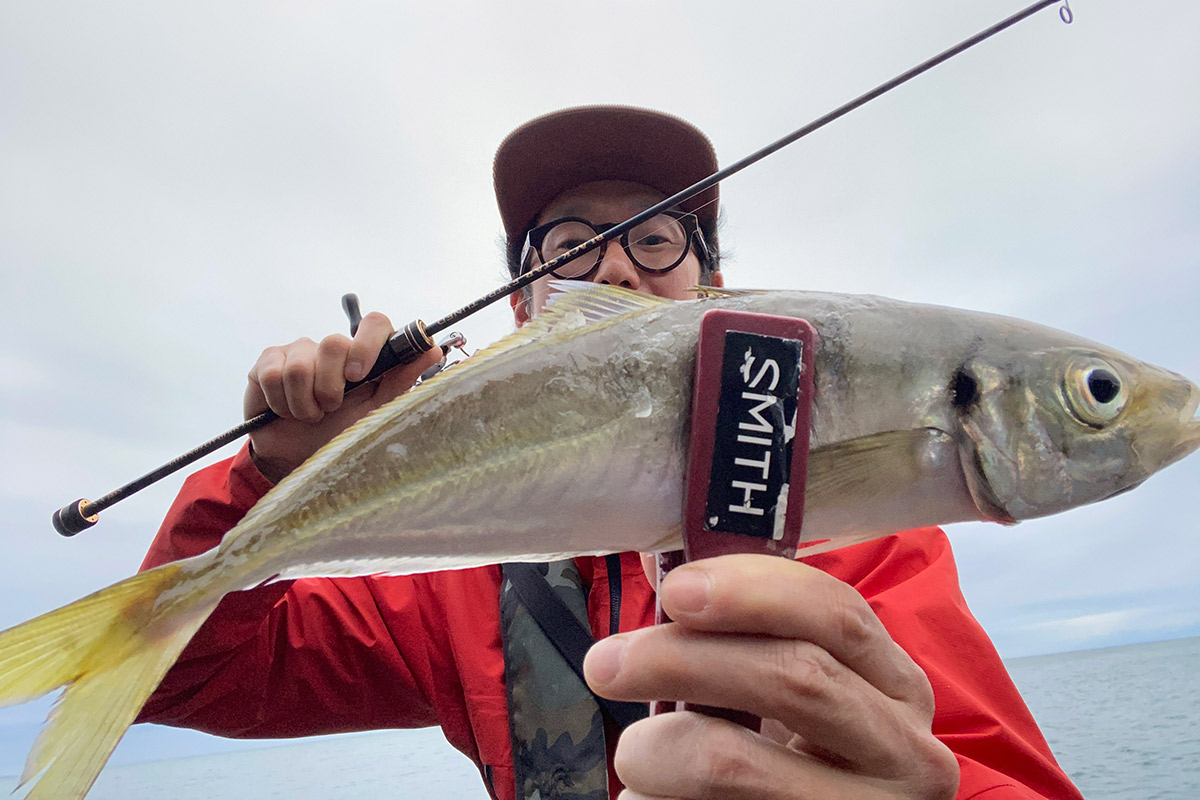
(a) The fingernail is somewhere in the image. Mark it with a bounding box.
[665,568,711,614]
[587,637,627,686]
[346,362,363,381]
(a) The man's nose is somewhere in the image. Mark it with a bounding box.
[592,242,641,289]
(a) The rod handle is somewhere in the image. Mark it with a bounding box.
[345,319,435,391]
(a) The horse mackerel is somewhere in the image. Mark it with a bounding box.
[1,282,1198,799]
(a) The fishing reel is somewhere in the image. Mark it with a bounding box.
[340,293,469,384]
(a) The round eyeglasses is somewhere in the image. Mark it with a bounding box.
[520,211,709,279]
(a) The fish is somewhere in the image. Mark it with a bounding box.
[1,281,1198,798]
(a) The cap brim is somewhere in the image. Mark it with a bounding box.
[493,105,719,240]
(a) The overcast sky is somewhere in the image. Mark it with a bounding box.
[1,0,1198,776]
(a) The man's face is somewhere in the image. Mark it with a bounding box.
[511,180,722,326]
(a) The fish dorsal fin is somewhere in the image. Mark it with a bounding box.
[692,286,768,299]
[543,280,673,323]
[411,282,672,394]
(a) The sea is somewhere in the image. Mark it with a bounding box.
[1004,636,1200,799]
[2,636,1196,799]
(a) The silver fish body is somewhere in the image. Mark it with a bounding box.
[204,284,1200,593]
[2,283,1198,799]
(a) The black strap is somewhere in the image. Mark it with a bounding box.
[502,563,648,730]
[605,553,623,637]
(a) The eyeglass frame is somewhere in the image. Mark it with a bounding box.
[519,209,711,280]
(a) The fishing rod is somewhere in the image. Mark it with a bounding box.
[52,0,1073,536]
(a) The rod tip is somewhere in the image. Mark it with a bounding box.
[53,499,98,537]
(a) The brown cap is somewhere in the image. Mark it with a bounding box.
[493,105,719,241]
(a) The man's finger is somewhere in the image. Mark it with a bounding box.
[280,338,322,422]
[249,346,290,419]
[373,343,442,400]
[615,711,908,800]
[345,311,394,382]
[586,625,928,777]
[656,555,930,710]
[314,334,352,413]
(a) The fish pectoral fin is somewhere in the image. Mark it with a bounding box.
[806,427,954,509]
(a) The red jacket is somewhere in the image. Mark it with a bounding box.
[137,444,1082,800]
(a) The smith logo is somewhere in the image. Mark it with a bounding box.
[703,330,804,539]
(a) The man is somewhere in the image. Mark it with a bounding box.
[138,106,1082,799]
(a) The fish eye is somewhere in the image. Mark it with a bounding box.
[1063,358,1128,427]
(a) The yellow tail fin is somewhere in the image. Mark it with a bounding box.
[0,562,218,799]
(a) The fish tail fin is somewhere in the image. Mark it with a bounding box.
[0,561,219,799]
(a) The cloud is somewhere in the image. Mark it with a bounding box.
[1025,608,1141,640]
[998,603,1200,659]
[1026,606,1197,640]
[0,355,46,392]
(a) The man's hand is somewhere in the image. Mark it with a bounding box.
[244,310,442,482]
[583,555,960,800]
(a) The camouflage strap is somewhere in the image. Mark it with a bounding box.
[501,561,609,800]
[504,562,648,730]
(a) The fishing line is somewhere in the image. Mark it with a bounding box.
[51,0,1073,536]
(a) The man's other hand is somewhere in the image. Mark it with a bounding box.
[584,554,960,800]
[244,310,441,482]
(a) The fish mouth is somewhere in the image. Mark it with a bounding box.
[1171,416,1200,465]
[1098,479,1145,504]
[1166,382,1200,466]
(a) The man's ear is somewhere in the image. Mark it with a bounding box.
[710,270,725,289]
[510,290,531,328]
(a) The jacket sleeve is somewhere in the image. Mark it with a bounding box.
[135,443,440,737]
[806,530,1083,800]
